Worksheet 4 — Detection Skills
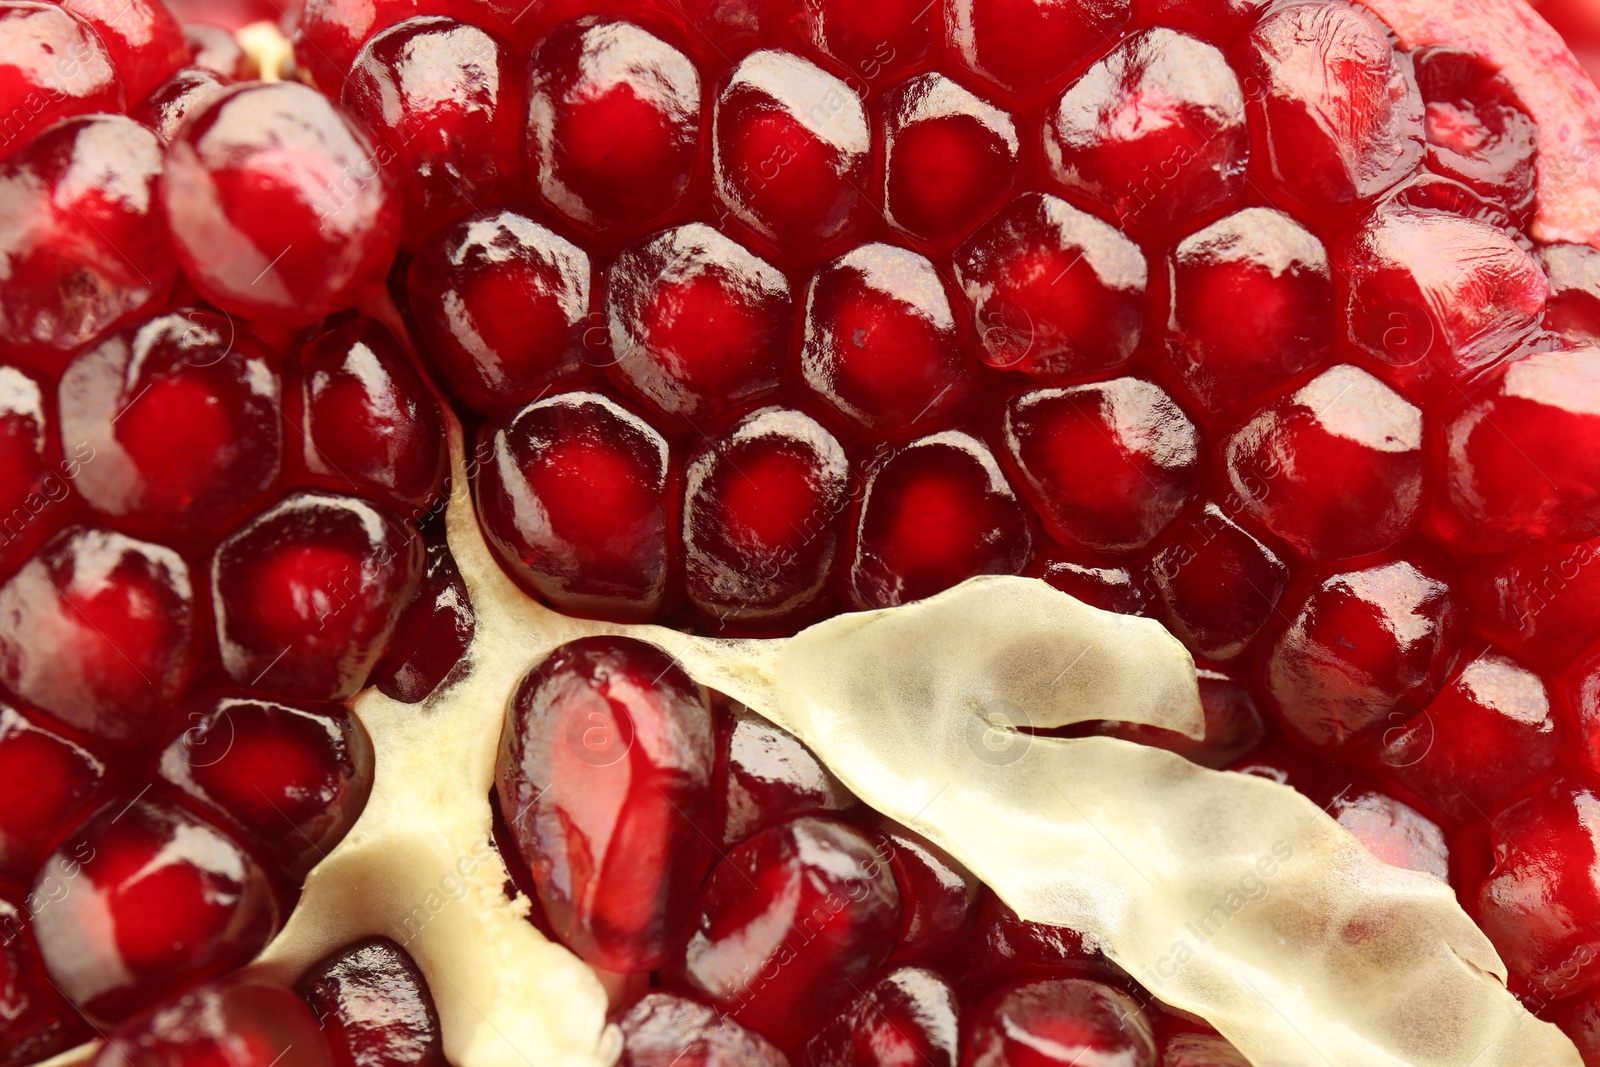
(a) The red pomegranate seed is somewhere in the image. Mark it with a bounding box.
[1030,551,1149,616]
[798,966,960,1067]
[183,23,251,79]
[964,894,1117,988]
[965,978,1156,1067]
[1100,664,1267,769]
[291,0,424,90]
[528,18,701,236]
[1476,778,1600,998]
[1558,646,1600,778]
[1002,378,1198,556]
[497,637,717,972]
[1325,779,1450,879]
[164,81,402,326]
[848,431,1034,609]
[372,530,476,703]
[1161,207,1333,416]
[343,16,523,249]
[718,697,856,846]
[299,937,446,1067]
[801,244,976,439]
[1234,1,1423,217]
[291,317,447,515]
[1432,346,1600,552]
[131,68,230,143]
[407,207,590,414]
[60,311,284,543]
[1378,170,1517,228]
[0,526,197,743]
[605,223,790,424]
[0,366,69,579]
[955,192,1148,380]
[1044,28,1247,237]
[211,491,424,701]
[682,407,850,627]
[56,0,186,102]
[1222,364,1423,561]
[93,983,334,1067]
[158,695,374,878]
[874,819,979,964]
[32,796,280,1022]
[712,50,869,252]
[1263,557,1464,751]
[672,815,901,1048]
[0,895,88,1067]
[800,0,931,80]
[0,2,122,163]
[0,697,104,881]
[1467,535,1600,671]
[0,114,174,361]
[1541,243,1600,344]
[1414,46,1537,214]
[477,391,671,621]
[880,73,1019,249]
[1146,502,1290,660]
[615,992,789,1067]
[944,0,1133,106]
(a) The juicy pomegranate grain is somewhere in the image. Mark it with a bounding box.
[93,983,334,1067]
[945,0,1133,106]
[718,697,856,846]
[1413,46,1538,213]
[497,637,717,972]
[0,896,88,1067]
[1146,503,1289,661]
[1134,0,1267,45]
[616,992,790,1067]
[0,366,67,578]
[964,894,1118,988]
[1540,243,1600,344]
[372,530,476,703]
[132,68,231,143]
[56,0,187,102]
[874,820,980,964]
[182,23,251,79]
[298,937,447,1067]
[1558,645,1600,777]
[964,978,1156,1067]
[291,0,429,91]
[800,0,931,79]
[0,2,122,163]
[798,966,961,1067]
[1100,664,1267,769]
[1030,551,1149,616]
[1467,535,1600,671]
[1325,780,1450,879]
[0,697,104,881]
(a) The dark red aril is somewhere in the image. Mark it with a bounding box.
[1323,775,1450,879]
[1413,45,1538,214]
[963,893,1118,989]
[874,818,980,964]
[964,978,1156,1067]
[93,983,334,1067]
[372,529,476,704]
[132,67,231,143]
[944,0,1133,107]
[1030,550,1149,617]
[298,937,447,1067]
[1146,502,1290,660]
[800,0,931,80]
[0,2,122,164]
[717,697,856,847]
[0,696,105,881]
[0,894,88,1067]
[0,366,66,578]
[615,992,789,1067]
[1467,534,1600,672]
[1541,243,1600,345]
[798,966,961,1067]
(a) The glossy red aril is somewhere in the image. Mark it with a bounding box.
[964,894,1115,987]
[945,0,1132,106]
[955,192,1147,379]
[299,938,446,1067]
[1468,535,1600,671]
[683,407,850,627]
[1002,378,1198,556]
[497,638,717,973]
[0,896,88,1067]
[1135,0,1266,45]
[183,24,251,79]
[1413,46,1538,214]
[0,526,196,743]
[606,223,790,424]
[1100,665,1267,769]
[0,2,122,163]
[874,819,979,963]
[60,311,283,540]
[0,697,104,880]
[164,81,401,326]
[615,992,789,1067]
[1560,646,1600,777]
[1162,208,1333,415]
[965,978,1156,1067]
[133,68,230,143]
[407,207,590,414]
[94,983,334,1067]
[1476,779,1600,998]
[718,698,855,846]
[292,317,447,514]
[1222,364,1423,561]
[848,431,1034,609]
[1432,346,1600,552]
[211,491,424,701]
[0,366,61,577]
[712,50,869,250]
[799,966,961,1067]
[56,0,186,102]
[1030,551,1149,616]
[477,392,670,621]
[32,796,280,1022]
[0,114,174,361]
[372,531,476,703]
[528,18,700,236]
[1264,557,1463,751]
[1235,1,1423,216]
[801,0,930,79]
[1146,502,1289,660]
[1044,28,1247,236]
[1326,780,1449,879]
[1541,243,1600,344]
[343,16,522,249]
[291,0,419,90]
[673,815,900,1048]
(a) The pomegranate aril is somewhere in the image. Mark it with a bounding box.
[1378,170,1516,229]
[1541,243,1600,344]
[372,529,476,703]
[1559,645,1600,777]
[672,814,900,1048]
[712,50,870,251]
[1045,28,1247,237]
[1263,557,1464,751]
[1222,364,1423,561]
[32,796,280,1022]
[1003,378,1198,556]
[164,81,401,326]
[718,697,856,846]
[0,114,175,360]
[802,0,929,81]
[955,192,1148,380]
[0,895,88,1067]
[0,526,196,743]
[606,223,790,425]
[964,894,1116,988]
[93,983,334,1067]
[56,0,186,102]
[1413,46,1537,214]
[1099,664,1266,769]
[965,978,1156,1067]
[945,0,1133,106]
[1134,0,1266,46]
[880,73,1019,249]
[1234,1,1423,216]
[132,67,230,143]
[0,2,122,163]
[343,16,522,249]
[291,0,426,91]
[0,697,104,881]
[1030,550,1149,616]
[875,819,979,963]
[61,310,284,542]
[477,391,671,621]
[497,637,717,973]
[183,23,251,79]
[1146,502,1289,660]
[848,430,1033,609]
[298,937,446,1067]
[1162,207,1333,416]
[407,207,590,414]
[1468,535,1600,671]
[798,966,960,1067]
[212,490,424,701]
[528,18,700,236]
[1325,778,1450,879]
[0,366,65,578]
[616,992,790,1067]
